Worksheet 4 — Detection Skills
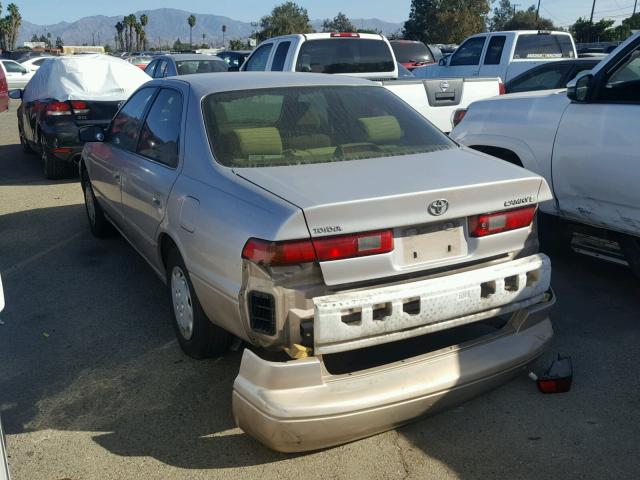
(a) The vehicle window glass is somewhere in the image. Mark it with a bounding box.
[484,36,506,65]
[508,64,570,93]
[108,88,157,152]
[391,42,434,64]
[202,86,455,168]
[295,39,395,74]
[33,58,46,66]
[449,37,486,66]
[271,42,291,71]
[601,47,640,103]
[244,44,273,71]
[176,59,228,74]
[3,61,26,73]
[155,61,168,78]
[145,61,157,77]
[137,89,183,167]
[514,34,575,59]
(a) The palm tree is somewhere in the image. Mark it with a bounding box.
[115,21,124,51]
[139,14,148,50]
[187,14,196,47]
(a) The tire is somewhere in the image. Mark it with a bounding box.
[618,234,640,280]
[19,126,34,154]
[82,171,113,238]
[40,136,66,179]
[166,248,231,359]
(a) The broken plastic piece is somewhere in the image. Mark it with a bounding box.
[284,344,312,360]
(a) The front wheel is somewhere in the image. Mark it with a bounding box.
[166,248,231,359]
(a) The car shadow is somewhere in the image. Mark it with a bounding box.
[0,143,78,186]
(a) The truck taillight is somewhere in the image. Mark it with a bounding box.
[45,101,72,116]
[469,206,537,237]
[452,109,467,128]
[242,230,394,266]
[499,81,506,95]
[70,100,90,115]
[330,32,360,38]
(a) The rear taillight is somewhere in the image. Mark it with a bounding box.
[499,81,506,95]
[45,101,72,116]
[70,100,90,115]
[469,206,536,237]
[242,230,394,266]
[452,109,467,128]
[330,32,360,38]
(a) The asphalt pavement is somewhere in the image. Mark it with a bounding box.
[1,100,639,479]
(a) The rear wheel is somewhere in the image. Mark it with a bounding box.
[166,248,231,359]
[19,126,34,154]
[40,136,66,179]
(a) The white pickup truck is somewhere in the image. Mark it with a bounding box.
[240,32,503,133]
[415,30,577,83]
[452,32,640,277]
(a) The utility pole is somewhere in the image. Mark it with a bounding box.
[590,0,596,23]
[634,0,638,16]
[512,4,520,16]
[536,0,541,24]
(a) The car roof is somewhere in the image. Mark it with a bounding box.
[156,54,225,62]
[151,72,375,96]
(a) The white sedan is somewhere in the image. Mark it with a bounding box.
[0,59,34,90]
[20,56,52,72]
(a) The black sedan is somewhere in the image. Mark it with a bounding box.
[505,59,601,94]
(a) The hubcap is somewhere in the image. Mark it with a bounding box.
[171,266,194,340]
[84,183,96,225]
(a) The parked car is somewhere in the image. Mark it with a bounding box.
[240,32,504,133]
[0,64,7,113]
[415,31,577,83]
[144,54,227,78]
[505,58,600,94]
[397,62,415,78]
[127,55,153,70]
[452,33,640,277]
[390,40,439,70]
[12,55,149,178]
[216,50,252,71]
[0,59,35,89]
[19,56,53,72]
[79,71,554,452]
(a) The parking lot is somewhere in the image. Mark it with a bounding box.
[1,98,639,479]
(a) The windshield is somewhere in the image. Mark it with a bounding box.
[391,42,434,63]
[202,86,454,168]
[176,59,228,74]
[514,34,575,59]
[295,39,395,74]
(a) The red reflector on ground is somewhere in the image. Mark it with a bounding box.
[313,230,393,262]
[46,101,72,116]
[537,377,572,394]
[469,206,536,237]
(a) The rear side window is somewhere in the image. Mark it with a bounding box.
[507,64,571,93]
[145,61,157,77]
[391,42,434,64]
[271,42,291,71]
[450,37,486,66]
[295,39,395,74]
[108,87,157,152]
[137,89,183,167]
[484,36,506,65]
[244,44,273,71]
[514,34,575,59]
[155,61,168,78]
[202,86,454,168]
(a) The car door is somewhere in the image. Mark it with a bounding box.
[270,40,292,71]
[552,42,640,234]
[242,42,274,71]
[446,36,487,77]
[88,87,157,222]
[120,86,184,264]
[478,35,507,79]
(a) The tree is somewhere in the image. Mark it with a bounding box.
[222,24,227,46]
[228,38,246,50]
[140,14,149,50]
[187,14,196,47]
[503,5,554,30]
[403,0,491,44]
[55,35,63,49]
[30,33,38,42]
[115,21,124,51]
[0,2,21,50]
[322,12,355,32]
[258,2,313,41]
[610,13,640,41]
[571,17,615,43]
[490,0,513,31]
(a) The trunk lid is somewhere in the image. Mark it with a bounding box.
[236,147,552,285]
[75,100,121,125]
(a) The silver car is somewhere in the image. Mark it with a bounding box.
[80,72,555,452]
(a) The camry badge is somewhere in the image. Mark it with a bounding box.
[428,199,449,216]
[440,81,450,92]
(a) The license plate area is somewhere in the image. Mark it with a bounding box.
[398,220,467,266]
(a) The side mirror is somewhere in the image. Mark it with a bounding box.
[8,89,22,100]
[567,73,593,102]
[438,57,447,66]
[79,125,106,143]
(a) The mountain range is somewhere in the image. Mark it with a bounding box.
[18,8,404,47]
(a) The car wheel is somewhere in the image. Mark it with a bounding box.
[618,234,640,280]
[82,172,113,238]
[40,136,66,179]
[166,248,231,359]
[19,127,34,154]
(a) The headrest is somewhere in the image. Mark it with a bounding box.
[230,127,283,156]
[358,116,403,143]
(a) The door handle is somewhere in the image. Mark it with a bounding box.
[113,172,121,182]
[152,196,162,208]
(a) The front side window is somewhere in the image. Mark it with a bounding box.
[244,44,273,71]
[484,36,506,65]
[450,37,486,66]
[514,34,575,59]
[202,86,454,168]
[108,87,157,152]
[137,89,183,167]
[600,46,640,103]
[295,39,395,74]
[508,64,571,93]
[271,42,291,71]
[176,60,227,75]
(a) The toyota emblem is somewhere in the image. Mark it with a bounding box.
[428,199,449,216]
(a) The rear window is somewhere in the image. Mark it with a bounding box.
[391,42,434,64]
[176,60,228,75]
[202,86,454,168]
[514,34,575,59]
[295,39,395,74]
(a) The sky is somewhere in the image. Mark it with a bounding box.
[12,0,640,28]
